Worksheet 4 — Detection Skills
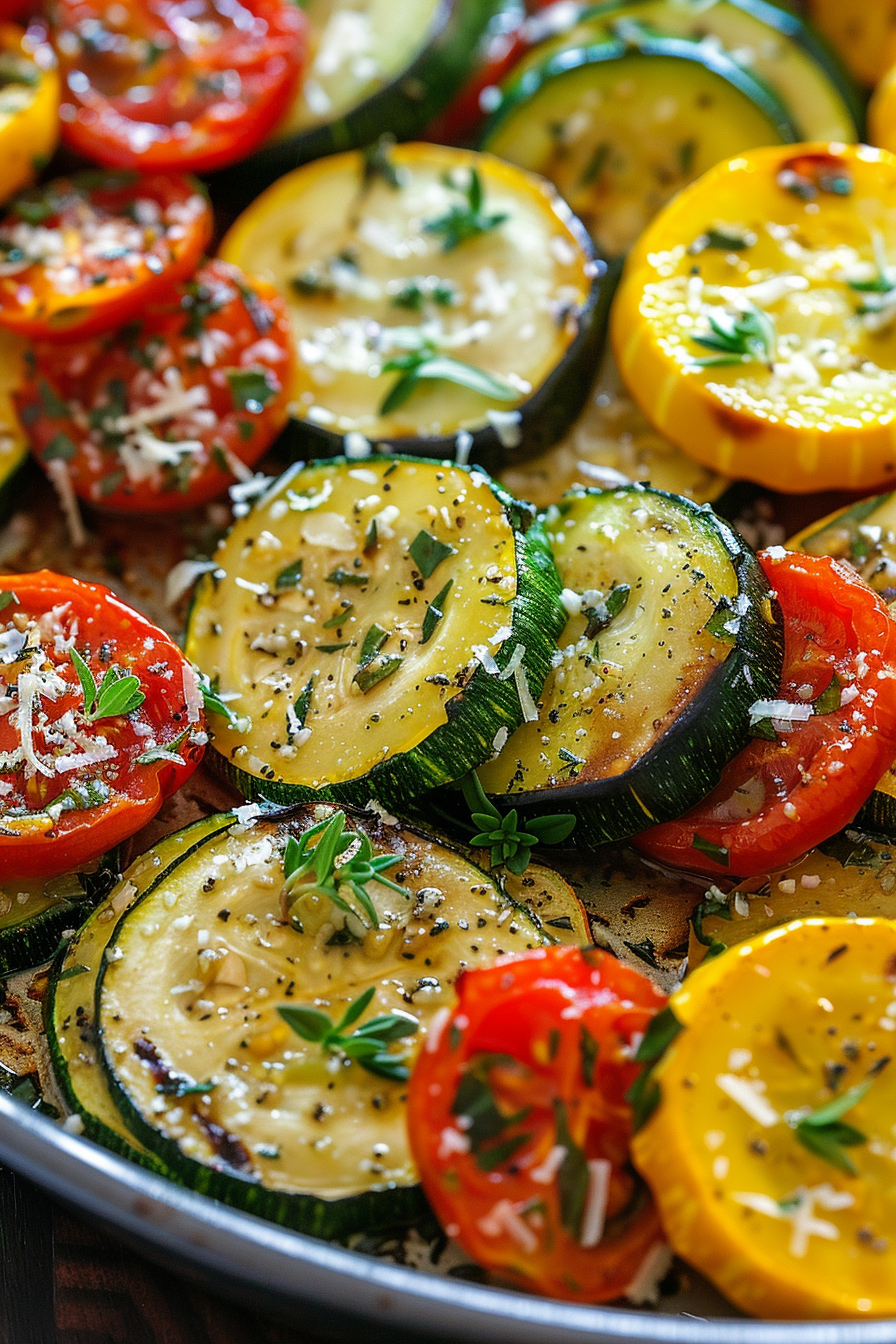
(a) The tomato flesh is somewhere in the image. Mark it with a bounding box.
[52,0,307,173]
[18,258,294,512]
[407,945,667,1303]
[0,170,211,340]
[635,550,896,879]
[0,570,205,879]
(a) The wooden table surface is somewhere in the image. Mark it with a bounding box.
[0,1165,383,1344]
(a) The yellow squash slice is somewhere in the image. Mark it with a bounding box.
[633,917,896,1319]
[612,142,896,494]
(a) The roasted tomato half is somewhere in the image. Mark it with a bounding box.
[635,549,896,879]
[18,258,294,512]
[0,170,211,340]
[407,945,668,1304]
[51,0,308,173]
[0,571,206,879]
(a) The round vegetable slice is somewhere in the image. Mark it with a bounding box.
[407,944,667,1302]
[0,22,60,208]
[482,32,798,257]
[508,0,861,145]
[0,171,212,341]
[632,917,896,1319]
[219,141,606,470]
[94,804,585,1237]
[0,570,206,880]
[47,812,232,1168]
[635,549,896,880]
[0,855,114,978]
[18,259,293,512]
[184,456,566,808]
[477,485,783,847]
[251,0,495,183]
[51,0,308,174]
[612,142,896,495]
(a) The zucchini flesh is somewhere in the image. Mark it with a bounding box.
[0,859,114,977]
[483,36,797,257]
[478,485,783,845]
[272,0,443,141]
[219,142,601,457]
[46,815,233,1168]
[95,807,584,1237]
[515,0,860,142]
[185,457,565,808]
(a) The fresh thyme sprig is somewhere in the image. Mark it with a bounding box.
[379,338,517,415]
[461,772,576,876]
[423,169,508,251]
[278,985,418,1081]
[70,648,145,722]
[194,667,251,734]
[282,810,406,931]
[691,301,776,368]
[792,1065,888,1175]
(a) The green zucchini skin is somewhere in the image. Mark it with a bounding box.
[0,862,116,979]
[191,457,568,811]
[92,805,577,1239]
[281,254,616,476]
[482,32,799,258]
[45,818,233,1171]
[486,31,799,144]
[215,0,500,198]
[483,488,785,848]
[536,0,862,141]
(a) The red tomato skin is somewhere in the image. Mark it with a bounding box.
[0,570,205,879]
[0,172,212,341]
[635,551,896,879]
[53,0,308,174]
[19,259,294,513]
[407,946,667,1304]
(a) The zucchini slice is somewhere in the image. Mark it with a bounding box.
[95,805,584,1237]
[184,457,566,808]
[0,861,112,978]
[218,142,607,471]
[477,485,783,846]
[46,815,232,1169]
[482,32,798,257]
[511,0,860,144]
[239,0,498,186]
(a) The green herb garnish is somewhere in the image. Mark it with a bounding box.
[793,1073,884,1175]
[194,668,251,734]
[227,368,277,412]
[282,810,405,932]
[461,771,575,875]
[691,302,776,368]
[70,649,145,722]
[423,169,508,251]
[421,579,453,644]
[279,985,418,1082]
[409,529,455,580]
[379,343,516,416]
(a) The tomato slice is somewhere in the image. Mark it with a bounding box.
[52,0,307,173]
[635,550,896,880]
[18,258,294,512]
[0,170,212,340]
[407,945,667,1303]
[0,570,206,880]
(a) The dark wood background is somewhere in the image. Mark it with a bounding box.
[0,1165,361,1344]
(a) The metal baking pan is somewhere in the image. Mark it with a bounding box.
[2,1091,895,1344]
